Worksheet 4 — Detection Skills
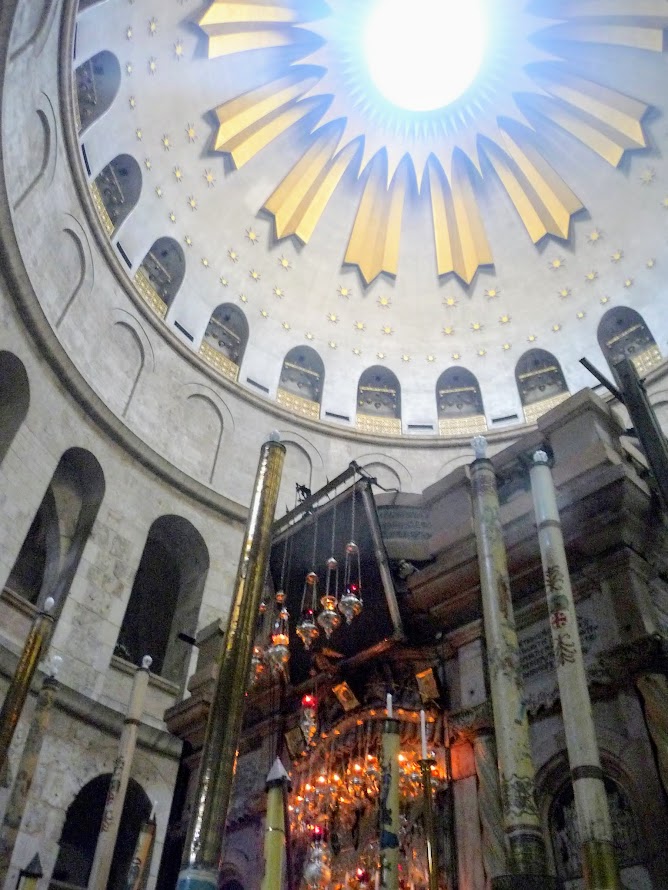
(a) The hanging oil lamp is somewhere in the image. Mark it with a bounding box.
[297,571,320,649]
[303,838,331,889]
[266,591,290,674]
[300,692,318,745]
[318,555,341,638]
[339,480,363,624]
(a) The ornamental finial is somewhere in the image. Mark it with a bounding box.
[533,450,549,465]
[472,436,488,460]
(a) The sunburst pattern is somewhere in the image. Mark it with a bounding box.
[198,0,666,285]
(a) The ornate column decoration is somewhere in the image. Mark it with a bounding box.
[88,655,153,890]
[469,436,548,880]
[261,758,290,890]
[379,712,400,890]
[124,810,156,890]
[530,450,621,890]
[0,657,61,885]
[177,437,286,890]
[473,732,508,884]
[0,597,55,776]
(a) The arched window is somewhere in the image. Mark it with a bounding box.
[115,516,209,686]
[135,237,185,319]
[52,775,150,889]
[200,303,249,382]
[92,154,142,236]
[549,777,641,882]
[515,349,569,423]
[356,366,401,436]
[0,351,29,466]
[74,51,121,132]
[277,346,325,420]
[4,448,105,608]
[598,307,662,377]
[436,366,486,436]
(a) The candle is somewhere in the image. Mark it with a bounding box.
[374,871,380,890]
[386,693,393,719]
[149,801,156,821]
[420,710,428,760]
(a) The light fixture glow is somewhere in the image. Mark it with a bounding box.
[364,0,488,112]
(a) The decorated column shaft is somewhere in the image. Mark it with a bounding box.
[125,812,156,890]
[0,597,55,776]
[419,759,439,890]
[177,437,285,890]
[261,758,290,890]
[469,437,547,876]
[0,662,60,886]
[530,451,620,890]
[473,732,508,884]
[379,718,400,890]
[88,655,153,890]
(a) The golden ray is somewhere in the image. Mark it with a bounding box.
[426,153,493,285]
[345,153,411,284]
[263,122,361,242]
[480,121,583,242]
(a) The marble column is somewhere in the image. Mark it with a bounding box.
[473,732,508,885]
[530,450,620,890]
[88,655,153,890]
[177,437,285,890]
[0,664,60,885]
[379,718,400,890]
[469,437,548,882]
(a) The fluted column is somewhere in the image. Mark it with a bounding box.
[88,655,153,890]
[469,436,547,881]
[530,451,620,890]
[177,437,285,890]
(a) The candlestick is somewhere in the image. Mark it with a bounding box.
[386,693,393,719]
[419,710,427,760]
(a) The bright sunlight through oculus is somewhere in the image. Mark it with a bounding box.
[364,0,488,112]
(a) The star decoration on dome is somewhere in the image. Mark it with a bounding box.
[647,258,656,269]
[426,354,435,362]
[197,0,663,285]
[174,39,185,59]
[148,58,157,74]
[549,258,564,271]
[352,347,362,356]
[377,295,391,308]
[161,135,171,150]
[148,17,158,36]
[401,354,410,362]
[353,321,365,331]
[187,195,198,211]
[328,340,337,349]
[338,285,351,298]
[527,333,537,342]
[502,343,511,351]
[278,256,292,270]
[246,228,259,244]
[623,277,634,288]
[470,321,483,332]
[204,169,216,187]
[443,296,458,308]
[484,288,500,300]
[576,311,586,319]
[442,326,454,336]
[220,275,228,286]
[273,286,285,298]
[327,312,339,323]
[584,270,597,283]
[552,323,561,332]
[600,295,610,304]
[452,352,461,360]
[260,308,269,317]
[174,166,183,182]
[611,249,623,263]
[558,287,571,299]
[640,167,656,185]
[250,269,261,281]
[228,249,239,262]
[381,325,393,335]
[282,321,291,330]
[587,228,603,244]
[499,314,510,324]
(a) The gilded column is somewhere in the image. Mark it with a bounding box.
[177,437,285,890]
[473,732,508,884]
[0,659,60,885]
[530,451,620,890]
[379,719,400,890]
[261,758,290,890]
[469,437,547,879]
[0,597,55,776]
[88,655,153,890]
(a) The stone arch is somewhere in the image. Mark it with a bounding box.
[354,452,413,492]
[115,516,210,685]
[136,237,186,318]
[598,306,662,377]
[277,345,325,420]
[12,96,58,210]
[200,303,249,382]
[515,348,569,424]
[74,50,121,132]
[0,351,30,466]
[184,393,224,484]
[4,448,105,608]
[93,153,142,235]
[51,774,151,889]
[356,365,402,436]
[276,439,315,517]
[436,366,487,436]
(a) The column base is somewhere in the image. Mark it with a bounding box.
[492,878,562,890]
[176,866,219,890]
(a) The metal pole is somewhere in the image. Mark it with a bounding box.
[177,437,286,890]
[0,597,55,777]
[469,437,547,878]
[530,451,621,890]
[419,759,439,890]
[261,758,290,890]
[0,658,60,885]
[379,718,400,890]
[88,655,153,890]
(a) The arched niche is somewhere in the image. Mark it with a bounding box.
[115,516,209,686]
[4,448,105,608]
[436,366,486,436]
[52,774,151,889]
[199,303,248,382]
[277,345,325,420]
[74,50,121,133]
[356,366,402,436]
[0,351,29,466]
[597,306,662,377]
[135,237,186,319]
[92,154,142,236]
[515,349,569,424]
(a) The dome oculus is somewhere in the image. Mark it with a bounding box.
[363,0,487,112]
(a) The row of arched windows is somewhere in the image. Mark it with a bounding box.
[0,351,209,689]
